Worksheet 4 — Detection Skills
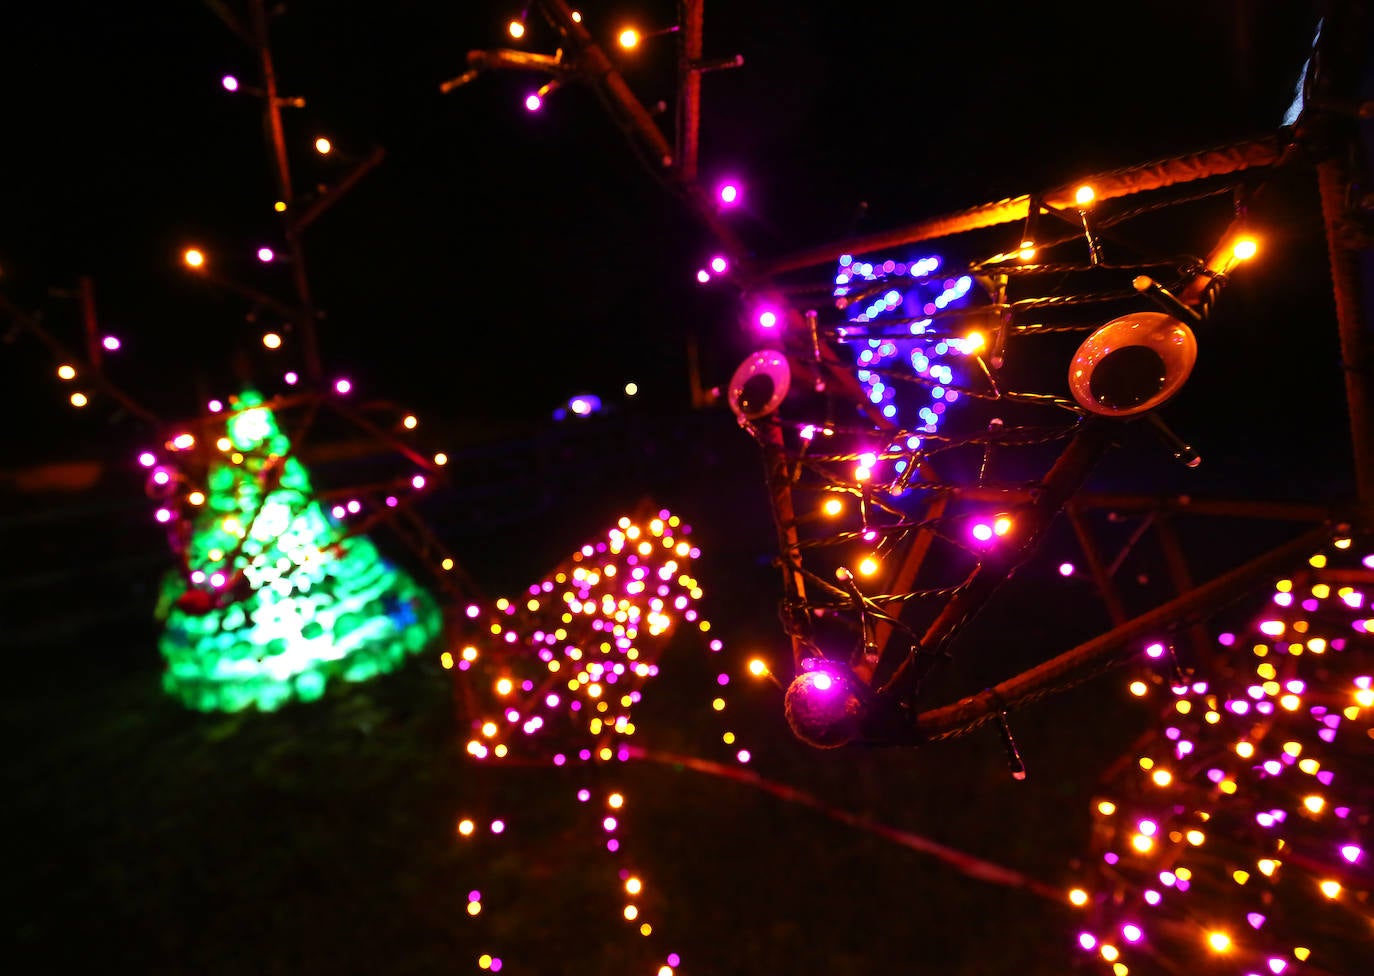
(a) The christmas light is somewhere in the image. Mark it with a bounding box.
[154,391,443,712]
[454,509,743,973]
[1071,537,1374,975]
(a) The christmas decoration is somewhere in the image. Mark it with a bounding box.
[449,506,748,974]
[156,390,443,711]
[1067,535,1374,975]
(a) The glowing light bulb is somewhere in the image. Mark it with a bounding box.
[257,246,274,262]
[618,28,640,49]
[758,309,777,328]
[262,332,282,349]
[101,335,121,351]
[624,382,638,396]
[718,182,740,206]
[183,248,206,269]
[273,200,287,213]
[221,75,239,92]
[1206,931,1231,953]
[822,497,843,517]
[334,378,352,395]
[1068,888,1089,906]
[433,452,448,466]
[314,137,332,155]
[70,392,88,407]
[1232,238,1258,261]
[507,19,525,39]
[1059,562,1075,576]
[858,556,879,576]
[57,364,77,380]
[525,93,542,111]
[402,414,418,429]
[748,659,768,677]
[972,523,994,542]
[710,255,728,274]
[1075,185,1096,207]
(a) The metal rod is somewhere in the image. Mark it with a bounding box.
[677,0,703,184]
[880,420,1117,703]
[764,135,1285,276]
[1317,154,1374,523]
[912,523,1337,741]
[1066,503,1129,625]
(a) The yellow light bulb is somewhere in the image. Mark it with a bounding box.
[183,248,206,269]
[508,19,525,38]
[403,414,418,430]
[964,330,986,351]
[748,658,768,676]
[188,491,206,506]
[1231,238,1258,261]
[457,819,475,836]
[273,200,287,212]
[262,332,282,349]
[434,452,448,466]
[822,497,843,517]
[1068,888,1089,906]
[1074,185,1096,207]
[1096,800,1117,816]
[57,364,76,380]
[618,27,641,49]
[439,651,453,669]
[1206,931,1231,953]
[69,392,88,407]
[1319,879,1341,898]
[625,877,642,895]
[314,136,332,155]
[858,556,880,576]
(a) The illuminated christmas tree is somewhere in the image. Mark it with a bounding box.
[156,390,443,712]
[1068,536,1374,976]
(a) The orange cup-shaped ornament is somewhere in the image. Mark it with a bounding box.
[1067,312,1197,417]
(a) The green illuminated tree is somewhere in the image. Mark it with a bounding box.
[157,390,443,711]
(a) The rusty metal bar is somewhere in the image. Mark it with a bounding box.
[759,418,811,669]
[764,135,1285,276]
[880,420,1117,702]
[1317,154,1374,523]
[1065,503,1129,625]
[677,0,703,184]
[1153,514,1217,673]
[291,146,386,234]
[912,523,1337,741]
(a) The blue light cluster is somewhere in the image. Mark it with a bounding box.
[834,254,977,433]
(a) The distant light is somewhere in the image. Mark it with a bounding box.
[262,332,282,349]
[624,382,638,396]
[412,474,426,490]
[314,137,332,155]
[57,364,77,380]
[972,522,994,542]
[1059,562,1075,576]
[718,182,740,206]
[207,399,223,412]
[403,414,418,429]
[1232,237,1259,261]
[334,378,352,394]
[273,200,287,213]
[570,10,581,22]
[525,93,542,112]
[618,28,641,49]
[137,452,156,467]
[758,310,777,329]
[183,248,206,269]
[284,371,299,385]
[1074,185,1096,207]
[571,397,593,416]
[155,508,173,524]
[433,452,448,466]
[507,19,525,39]
[822,497,843,517]
[221,75,239,92]
[696,269,710,283]
[257,246,274,263]
[709,255,728,273]
[70,391,89,408]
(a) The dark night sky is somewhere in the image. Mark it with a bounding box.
[2,2,1329,442]
[5,5,1366,975]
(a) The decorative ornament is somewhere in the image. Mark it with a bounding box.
[156,390,443,712]
[1068,312,1197,417]
[728,349,791,421]
[784,658,867,748]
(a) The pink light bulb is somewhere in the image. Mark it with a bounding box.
[334,378,352,395]
[525,93,542,111]
[710,255,728,273]
[718,182,740,206]
[257,247,274,262]
[101,335,121,351]
[137,452,156,467]
[221,75,239,92]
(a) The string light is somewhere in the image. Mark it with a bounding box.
[1071,537,1373,974]
[455,509,745,973]
[183,248,206,269]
